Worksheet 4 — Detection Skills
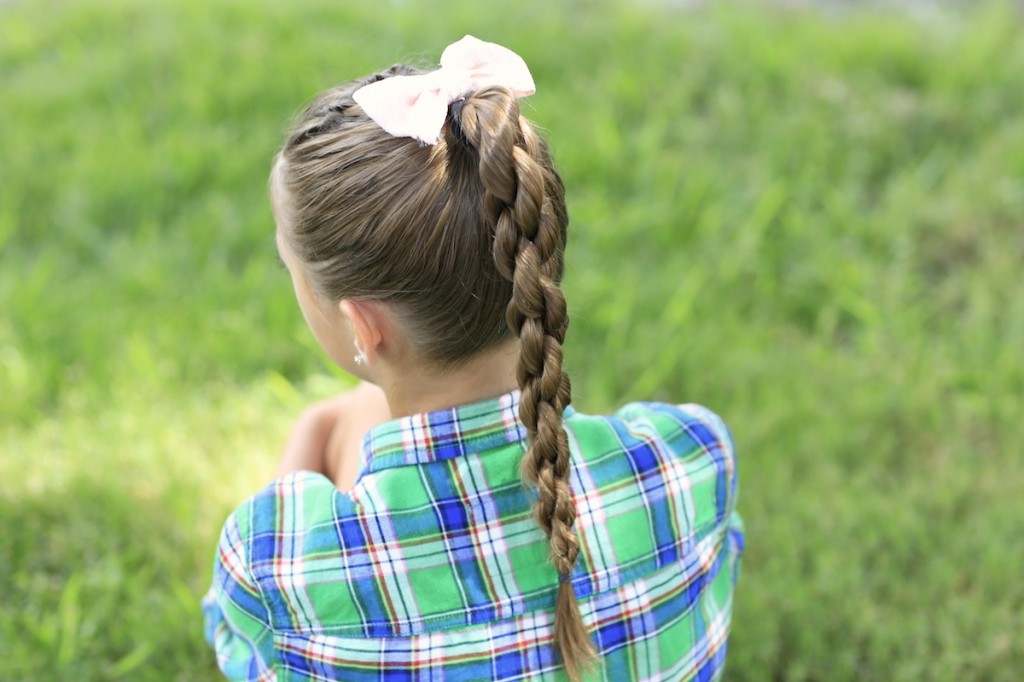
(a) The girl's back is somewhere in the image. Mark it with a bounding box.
[206,397,742,680]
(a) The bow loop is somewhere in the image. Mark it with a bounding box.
[353,36,535,145]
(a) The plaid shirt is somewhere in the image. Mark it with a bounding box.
[203,392,743,681]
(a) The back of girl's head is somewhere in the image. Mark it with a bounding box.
[272,50,596,680]
[272,64,567,367]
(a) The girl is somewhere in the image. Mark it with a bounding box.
[203,36,743,682]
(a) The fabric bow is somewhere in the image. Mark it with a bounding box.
[352,35,536,145]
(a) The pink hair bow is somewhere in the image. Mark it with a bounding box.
[352,35,536,145]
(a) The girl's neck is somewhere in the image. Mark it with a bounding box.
[378,341,520,418]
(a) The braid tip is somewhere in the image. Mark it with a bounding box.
[555,580,598,682]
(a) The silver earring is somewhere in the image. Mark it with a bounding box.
[354,353,365,366]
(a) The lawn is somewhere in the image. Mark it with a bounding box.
[1,1,1022,680]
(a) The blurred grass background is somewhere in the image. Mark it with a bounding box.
[2,0,1022,680]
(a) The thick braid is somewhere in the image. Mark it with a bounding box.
[457,87,596,682]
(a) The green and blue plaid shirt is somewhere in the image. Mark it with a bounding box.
[203,391,743,681]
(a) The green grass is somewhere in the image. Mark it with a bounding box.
[2,0,1022,679]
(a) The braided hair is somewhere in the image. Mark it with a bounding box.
[456,88,596,680]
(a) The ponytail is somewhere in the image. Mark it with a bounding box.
[455,88,597,681]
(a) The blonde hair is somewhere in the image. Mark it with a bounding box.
[273,64,596,679]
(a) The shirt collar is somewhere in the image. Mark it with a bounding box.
[360,390,529,473]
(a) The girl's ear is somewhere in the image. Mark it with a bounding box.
[338,300,385,365]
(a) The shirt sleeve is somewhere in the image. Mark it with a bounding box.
[674,403,739,512]
[202,508,277,681]
[622,399,742,530]
[674,402,745,579]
